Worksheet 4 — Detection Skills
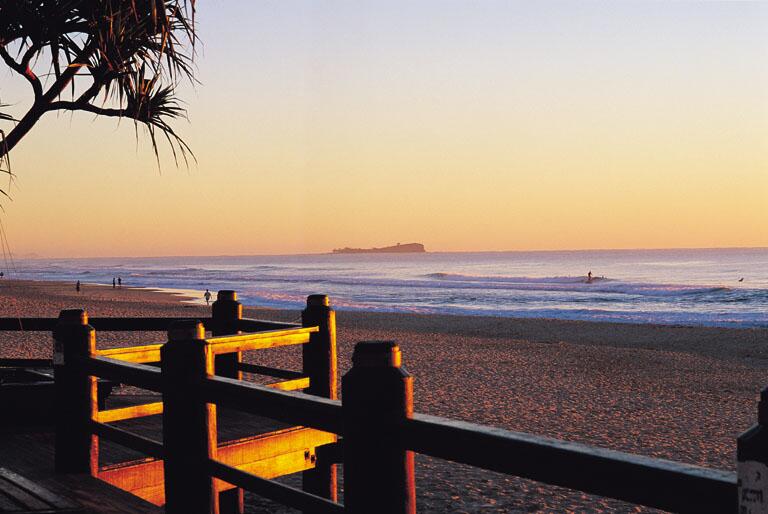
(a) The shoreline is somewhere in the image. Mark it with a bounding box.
[35,276,768,331]
[1,278,766,512]
[7,276,768,329]
[9,250,768,331]
[2,278,767,365]
[156,280,768,330]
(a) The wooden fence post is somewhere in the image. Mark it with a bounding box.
[301,294,338,506]
[738,387,768,513]
[53,309,98,474]
[212,290,243,379]
[342,341,416,514]
[162,320,219,514]
[211,291,244,514]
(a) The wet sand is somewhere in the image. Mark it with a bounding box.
[1,280,766,513]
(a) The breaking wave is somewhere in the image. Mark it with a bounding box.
[8,248,768,328]
[424,272,730,298]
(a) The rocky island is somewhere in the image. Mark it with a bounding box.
[332,243,426,254]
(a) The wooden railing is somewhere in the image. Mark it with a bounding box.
[39,290,338,514]
[7,291,759,513]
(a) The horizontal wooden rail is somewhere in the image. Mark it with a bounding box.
[96,344,164,364]
[76,356,162,392]
[202,375,343,434]
[97,330,318,364]
[402,414,736,514]
[266,377,310,391]
[0,316,303,334]
[90,318,214,331]
[238,363,304,380]
[0,318,57,331]
[0,317,214,331]
[1,380,52,387]
[206,327,317,355]
[0,358,53,367]
[23,369,54,380]
[89,421,165,459]
[237,318,302,331]
[206,458,343,514]
[96,402,164,423]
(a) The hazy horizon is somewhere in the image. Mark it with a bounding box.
[10,244,768,261]
[1,1,766,257]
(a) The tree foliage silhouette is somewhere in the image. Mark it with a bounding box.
[0,0,197,181]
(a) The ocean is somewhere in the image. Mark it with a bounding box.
[7,248,768,328]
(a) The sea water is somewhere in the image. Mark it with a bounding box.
[7,248,768,328]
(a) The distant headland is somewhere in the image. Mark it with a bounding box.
[332,243,426,254]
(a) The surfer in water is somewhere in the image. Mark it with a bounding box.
[587,271,593,283]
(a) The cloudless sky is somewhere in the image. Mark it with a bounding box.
[1,1,766,257]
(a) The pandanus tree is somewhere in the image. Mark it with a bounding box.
[0,0,197,186]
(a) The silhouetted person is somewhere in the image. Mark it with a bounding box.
[117,277,122,288]
[587,271,593,283]
[113,277,116,289]
[204,289,212,305]
[76,280,81,293]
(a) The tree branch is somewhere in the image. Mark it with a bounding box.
[19,43,40,70]
[40,39,98,104]
[47,101,124,118]
[0,46,43,99]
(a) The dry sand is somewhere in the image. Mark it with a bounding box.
[1,280,767,513]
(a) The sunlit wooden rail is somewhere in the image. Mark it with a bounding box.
[3,290,762,513]
[39,290,337,514]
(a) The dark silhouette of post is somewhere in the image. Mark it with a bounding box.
[212,290,243,379]
[301,294,338,505]
[211,290,244,514]
[54,309,98,474]
[342,341,416,514]
[738,387,768,512]
[162,320,219,514]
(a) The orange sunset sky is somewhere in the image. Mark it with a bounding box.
[1,1,766,258]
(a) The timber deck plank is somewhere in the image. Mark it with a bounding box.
[100,394,291,464]
[0,430,160,513]
[0,394,296,513]
[0,468,82,513]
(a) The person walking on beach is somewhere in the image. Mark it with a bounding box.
[76,280,81,293]
[117,277,122,288]
[112,277,116,289]
[204,289,212,305]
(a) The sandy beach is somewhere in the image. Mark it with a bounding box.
[1,279,766,513]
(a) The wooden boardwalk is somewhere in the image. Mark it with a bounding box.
[0,394,303,513]
[0,292,339,514]
[96,394,293,464]
[0,291,752,513]
[0,427,161,514]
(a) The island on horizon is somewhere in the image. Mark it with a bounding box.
[332,242,426,254]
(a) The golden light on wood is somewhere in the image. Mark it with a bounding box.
[97,427,336,506]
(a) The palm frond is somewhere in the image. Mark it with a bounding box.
[0,108,16,123]
[0,0,197,167]
[123,67,194,168]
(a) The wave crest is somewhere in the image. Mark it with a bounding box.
[424,272,730,297]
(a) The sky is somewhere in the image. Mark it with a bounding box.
[0,1,766,257]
